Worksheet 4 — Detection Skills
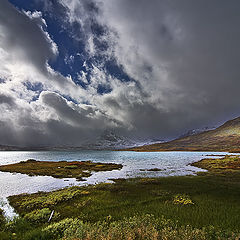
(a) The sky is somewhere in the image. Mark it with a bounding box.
[0,0,240,147]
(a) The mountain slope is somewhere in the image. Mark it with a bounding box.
[178,126,215,138]
[127,117,240,152]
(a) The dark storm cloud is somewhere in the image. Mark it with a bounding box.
[95,0,240,137]
[0,94,15,106]
[0,92,108,147]
[0,118,95,147]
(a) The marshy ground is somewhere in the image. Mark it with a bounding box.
[1,155,240,239]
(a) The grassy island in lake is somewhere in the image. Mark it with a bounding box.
[0,159,122,180]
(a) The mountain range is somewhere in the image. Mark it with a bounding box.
[0,130,164,151]
[80,130,164,150]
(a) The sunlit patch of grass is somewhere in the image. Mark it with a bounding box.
[9,186,91,212]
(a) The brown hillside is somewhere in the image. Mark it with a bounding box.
[127,117,240,152]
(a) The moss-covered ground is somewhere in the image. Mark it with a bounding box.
[1,155,240,239]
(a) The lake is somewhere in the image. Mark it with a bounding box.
[0,150,231,218]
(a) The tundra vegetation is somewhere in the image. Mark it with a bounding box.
[1,155,240,239]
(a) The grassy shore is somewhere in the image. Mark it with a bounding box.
[1,156,240,239]
[0,209,5,228]
[0,159,122,180]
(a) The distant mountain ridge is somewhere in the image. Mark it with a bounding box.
[0,130,164,151]
[178,126,215,138]
[127,117,240,152]
[80,130,164,150]
[0,145,22,151]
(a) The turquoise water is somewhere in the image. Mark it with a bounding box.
[0,150,232,218]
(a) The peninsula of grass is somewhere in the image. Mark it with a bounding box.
[191,155,240,174]
[0,159,122,180]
